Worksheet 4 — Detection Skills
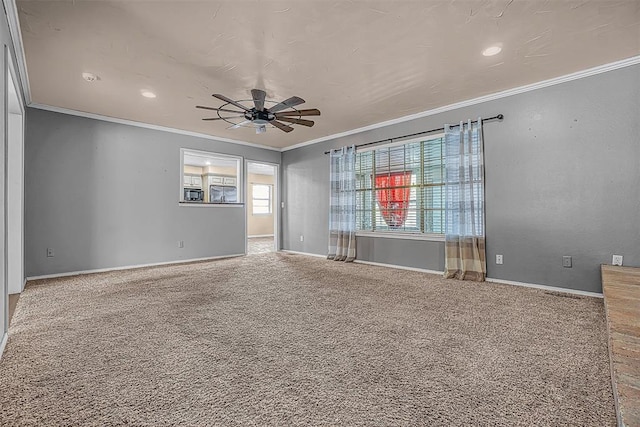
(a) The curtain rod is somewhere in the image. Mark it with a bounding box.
[323,114,504,155]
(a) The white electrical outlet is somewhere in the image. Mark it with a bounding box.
[300,235,304,242]
[178,240,184,248]
[612,255,623,266]
[46,247,54,258]
[496,254,503,265]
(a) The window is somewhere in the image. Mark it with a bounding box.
[180,149,242,204]
[252,184,272,215]
[355,136,444,236]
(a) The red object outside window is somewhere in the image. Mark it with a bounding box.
[375,171,412,228]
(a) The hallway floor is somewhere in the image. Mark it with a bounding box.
[248,237,275,255]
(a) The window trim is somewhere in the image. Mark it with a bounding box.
[356,231,445,242]
[355,133,446,236]
[356,133,444,153]
[179,148,243,205]
[251,183,273,216]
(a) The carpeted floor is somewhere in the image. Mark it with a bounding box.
[0,252,615,426]
[247,237,275,255]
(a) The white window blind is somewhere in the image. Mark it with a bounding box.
[355,136,444,235]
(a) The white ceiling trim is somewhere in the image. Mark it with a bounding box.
[282,54,640,152]
[29,103,281,152]
[3,0,31,104]
[9,0,638,156]
[27,52,640,155]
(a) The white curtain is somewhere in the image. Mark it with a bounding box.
[328,145,356,262]
[443,118,486,281]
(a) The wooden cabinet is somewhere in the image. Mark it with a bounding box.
[183,174,203,188]
[209,176,223,185]
[207,175,235,186]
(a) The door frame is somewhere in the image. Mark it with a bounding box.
[6,45,24,295]
[244,160,280,254]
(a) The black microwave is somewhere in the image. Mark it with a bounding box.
[184,188,204,202]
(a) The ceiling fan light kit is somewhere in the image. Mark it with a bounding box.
[196,89,321,134]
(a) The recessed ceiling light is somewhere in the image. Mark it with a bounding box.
[82,72,99,82]
[141,90,157,98]
[482,46,502,56]
[205,161,211,165]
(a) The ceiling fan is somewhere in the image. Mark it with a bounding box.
[196,89,321,134]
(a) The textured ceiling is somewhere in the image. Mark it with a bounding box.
[17,0,640,149]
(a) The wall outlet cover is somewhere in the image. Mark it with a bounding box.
[46,247,54,257]
[495,254,503,265]
[612,255,623,266]
[300,235,304,242]
[562,256,572,268]
[178,240,184,248]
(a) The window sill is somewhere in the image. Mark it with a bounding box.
[356,231,445,242]
[179,202,244,208]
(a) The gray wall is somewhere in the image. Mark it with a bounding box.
[25,109,280,277]
[282,64,640,293]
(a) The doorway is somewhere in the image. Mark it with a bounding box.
[245,161,278,255]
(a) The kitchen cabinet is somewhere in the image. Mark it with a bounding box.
[207,175,235,186]
[209,176,224,185]
[183,174,203,188]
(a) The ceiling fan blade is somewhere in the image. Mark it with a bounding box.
[227,120,252,130]
[202,115,245,121]
[212,94,251,111]
[276,117,315,127]
[274,108,321,117]
[196,105,245,114]
[251,89,266,111]
[270,120,294,133]
[268,96,305,113]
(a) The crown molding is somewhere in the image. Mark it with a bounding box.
[7,0,638,156]
[28,53,640,155]
[282,55,640,152]
[29,103,282,152]
[3,0,31,104]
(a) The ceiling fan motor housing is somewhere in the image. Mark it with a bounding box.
[248,110,275,125]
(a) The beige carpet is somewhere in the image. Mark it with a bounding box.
[0,252,615,426]
[247,237,275,255]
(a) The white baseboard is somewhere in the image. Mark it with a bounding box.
[248,234,274,238]
[486,277,603,298]
[26,254,245,281]
[280,250,327,259]
[354,259,444,276]
[0,332,7,361]
[281,250,602,298]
